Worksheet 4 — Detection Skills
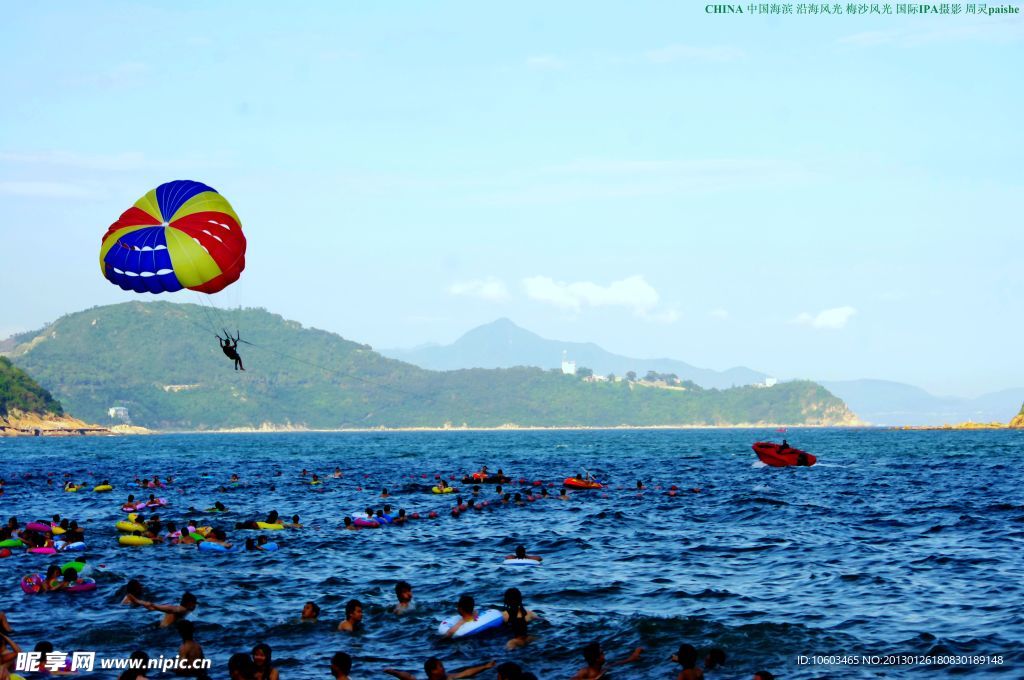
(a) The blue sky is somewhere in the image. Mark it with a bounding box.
[1,2,1021,396]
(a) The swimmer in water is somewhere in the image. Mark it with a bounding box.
[384,658,496,680]
[175,620,208,679]
[301,601,320,622]
[228,652,257,680]
[394,581,413,614]
[505,545,542,562]
[571,641,643,679]
[206,528,232,549]
[333,467,343,478]
[122,578,144,605]
[138,591,198,628]
[43,565,64,591]
[559,488,569,500]
[380,487,390,499]
[704,648,726,672]
[496,663,526,680]
[330,652,352,680]
[501,587,538,650]
[342,517,357,531]
[65,520,84,544]
[442,594,477,638]
[671,643,703,680]
[0,618,19,673]
[752,673,774,680]
[337,599,363,632]
[251,643,279,680]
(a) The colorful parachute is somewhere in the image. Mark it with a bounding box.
[100,180,245,294]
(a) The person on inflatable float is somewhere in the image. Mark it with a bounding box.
[441,594,477,638]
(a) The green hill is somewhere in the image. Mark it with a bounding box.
[2,302,857,430]
[0,356,64,416]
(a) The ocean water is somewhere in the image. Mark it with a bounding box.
[1,428,1022,679]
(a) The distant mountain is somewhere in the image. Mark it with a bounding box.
[381,318,768,389]
[821,379,1024,426]
[2,302,855,430]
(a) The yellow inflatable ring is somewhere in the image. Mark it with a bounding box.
[256,522,284,530]
[118,535,153,547]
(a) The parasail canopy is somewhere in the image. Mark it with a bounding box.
[100,180,246,294]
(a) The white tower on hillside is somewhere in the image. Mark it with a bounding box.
[561,350,577,375]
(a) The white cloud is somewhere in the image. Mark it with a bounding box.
[795,306,857,330]
[710,308,730,320]
[644,44,745,63]
[0,181,94,198]
[523,275,666,317]
[448,277,510,302]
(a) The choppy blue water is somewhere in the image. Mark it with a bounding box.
[1,429,1022,679]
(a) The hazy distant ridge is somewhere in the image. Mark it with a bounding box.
[821,379,1024,426]
[382,318,768,389]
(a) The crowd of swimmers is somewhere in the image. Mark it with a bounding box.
[0,602,774,680]
[0,562,777,679]
[0,467,779,679]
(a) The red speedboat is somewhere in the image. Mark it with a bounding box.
[563,477,603,489]
[752,442,816,467]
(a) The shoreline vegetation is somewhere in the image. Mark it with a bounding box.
[7,419,1024,437]
[4,304,1023,436]
[3,302,858,431]
[5,411,1024,437]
